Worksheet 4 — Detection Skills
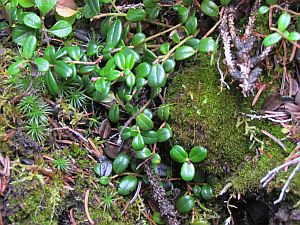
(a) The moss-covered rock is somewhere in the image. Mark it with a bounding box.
[167,55,250,175]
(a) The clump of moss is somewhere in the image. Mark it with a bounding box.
[167,55,250,175]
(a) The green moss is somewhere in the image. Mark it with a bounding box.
[167,54,250,175]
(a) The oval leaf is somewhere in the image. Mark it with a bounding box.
[263,32,282,47]
[49,20,72,38]
[180,161,195,181]
[189,146,208,163]
[175,46,195,61]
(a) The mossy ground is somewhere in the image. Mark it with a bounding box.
[166,53,300,195]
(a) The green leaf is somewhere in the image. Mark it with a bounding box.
[177,5,189,23]
[44,46,56,64]
[118,175,138,196]
[180,161,195,181]
[157,128,172,142]
[132,134,145,151]
[120,126,131,141]
[132,32,146,45]
[201,184,214,200]
[163,59,176,73]
[170,145,188,163]
[151,153,161,164]
[136,113,154,131]
[193,185,201,197]
[287,31,300,41]
[185,15,197,35]
[85,0,100,18]
[108,104,120,123]
[107,70,121,81]
[220,0,231,5]
[198,37,217,53]
[263,32,282,46]
[175,195,195,213]
[125,54,135,70]
[126,8,146,22]
[35,0,57,16]
[175,46,195,61]
[258,6,269,15]
[189,146,208,163]
[136,147,152,159]
[201,0,219,17]
[126,72,136,88]
[54,61,74,78]
[142,130,158,145]
[157,104,170,121]
[114,52,126,70]
[159,43,170,55]
[48,20,72,38]
[66,46,82,61]
[152,212,167,225]
[12,25,36,46]
[21,35,37,59]
[34,58,50,72]
[266,0,277,5]
[99,176,110,185]
[23,12,42,29]
[106,19,123,48]
[147,64,166,88]
[186,38,200,50]
[19,0,35,8]
[7,60,27,76]
[95,77,110,96]
[45,70,59,96]
[278,13,291,31]
[113,152,130,173]
[136,62,151,78]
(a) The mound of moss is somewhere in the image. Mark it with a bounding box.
[167,55,250,175]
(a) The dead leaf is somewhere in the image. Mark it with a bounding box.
[56,0,77,18]
[98,119,111,139]
[260,92,283,112]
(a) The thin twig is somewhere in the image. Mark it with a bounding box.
[261,129,286,151]
[121,181,142,215]
[84,189,95,225]
[69,208,77,225]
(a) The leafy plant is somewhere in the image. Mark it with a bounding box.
[52,156,70,172]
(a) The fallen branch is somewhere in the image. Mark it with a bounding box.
[84,189,95,225]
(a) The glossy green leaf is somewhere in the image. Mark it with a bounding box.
[136,147,152,159]
[157,128,172,142]
[66,46,82,61]
[175,46,195,61]
[113,152,130,173]
[174,5,189,23]
[79,65,95,74]
[107,70,121,81]
[118,175,138,196]
[186,38,200,50]
[19,0,35,8]
[180,161,195,181]
[198,37,217,53]
[106,19,123,48]
[136,77,147,89]
[35,0,57,16]
[132,32,146,45]
[278,13,291,31]
[23,12,42,29]
[132,134,145,151]
[152,212,167,225]
[175,195,195,213]
[126,72,135,88]
[34,58,50,72]
[185,15,197,35]
[125,54,135,70]
[171,32,181,44]
[142,130,158,145]
[201,0,219,17]
[114,52,126,70]
[126,8,146,22]
[45,70,59,96]
[163,59,176,73]
[44,46,56,64]
[144,47,157,63]
[220,0,231,5]
[108,104,120,123]
[193,185,201,197]
[99,176,110,185]
[189,146,208,163]
[85,0,100,17]
[54,61,74,78]
[12,25,36,46]
[157,104,170,121]
[8,60,27,76]
[170,145,188,163]
[135,62,151,78]
[151,153,161,164]
[95,77,110,96]
[49,20,72,38]
[159,43,170,54]
[21,35,37,59]
[287,31,300,41]
[120,126,131,141]
[258,6,269,15]
[201,184,214,200]
[136,113,154,131]
[263,32,282,46]
[147,64,166,87]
